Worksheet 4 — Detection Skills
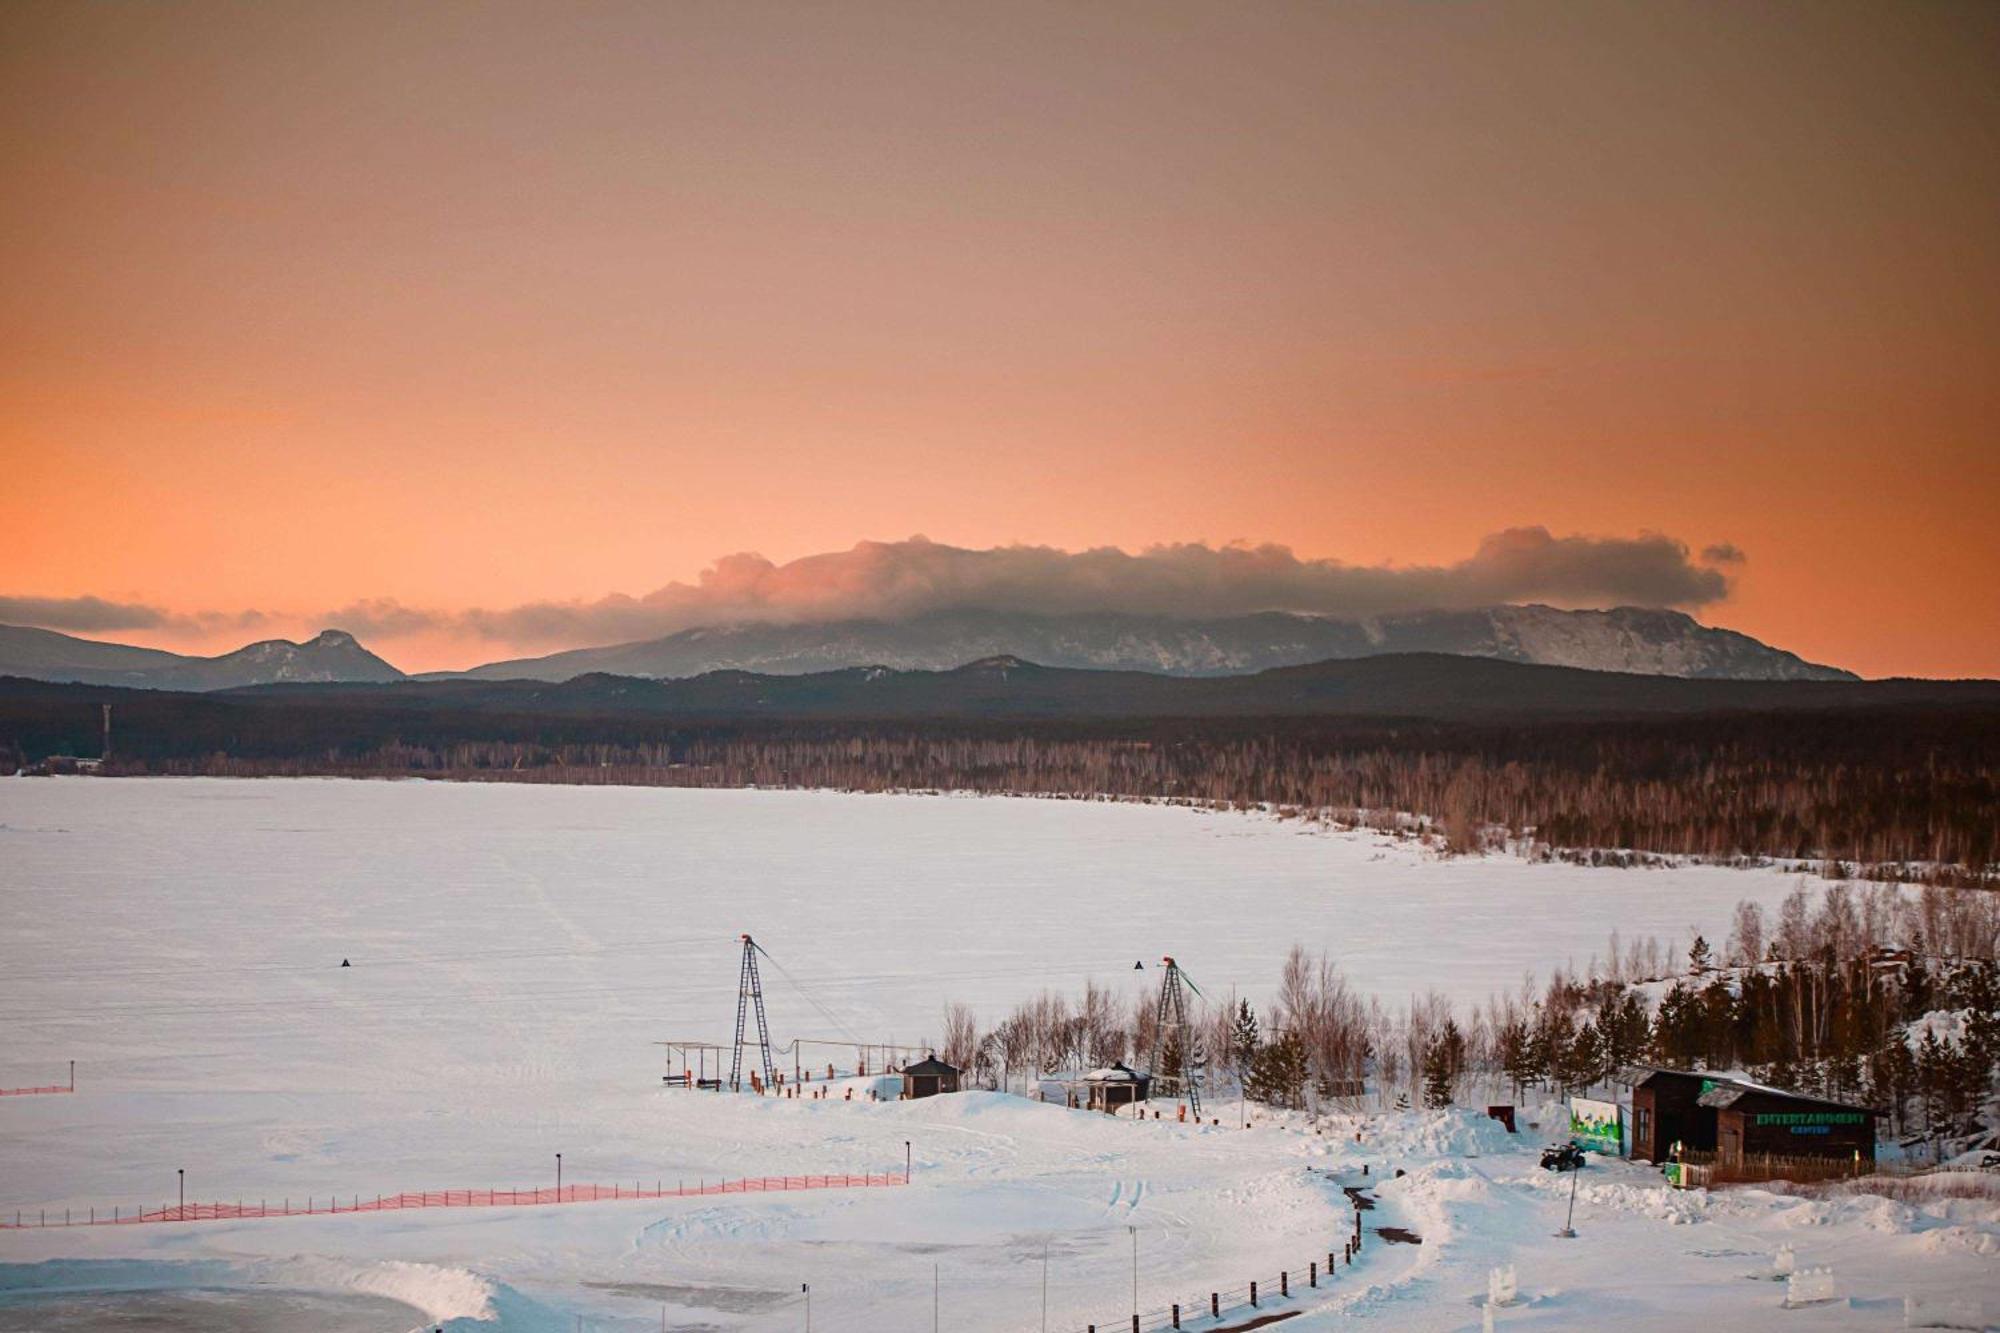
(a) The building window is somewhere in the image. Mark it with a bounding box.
[1636,1105,1651,1148]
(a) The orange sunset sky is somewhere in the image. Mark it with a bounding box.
[2,1,1996,677]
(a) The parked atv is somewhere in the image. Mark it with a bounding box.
[1540,1142,1586,1172]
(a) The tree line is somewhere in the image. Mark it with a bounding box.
[935,883,1998,1147]
[7,688,1995,883]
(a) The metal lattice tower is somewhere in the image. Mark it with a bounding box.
[1150,955,1202,1119]
[729,934,776,1092]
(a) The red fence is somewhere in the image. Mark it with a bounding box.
[2,1173,904,1230]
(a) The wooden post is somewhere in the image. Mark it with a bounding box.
[1281,1271,1289,1297]
[1250,1279,1259,1307]
[1172,1303,1181,1328]
[1211,1293,1219,1317]
[1310,1260,1318,1287]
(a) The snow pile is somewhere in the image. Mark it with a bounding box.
[1359,1108,1521,1161]
[258,1257,500,1324]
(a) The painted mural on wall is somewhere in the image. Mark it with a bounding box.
[1568,1096,1624,1153]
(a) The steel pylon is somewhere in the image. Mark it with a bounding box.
[1150,955,1202,1119]
[730,934,776,1091]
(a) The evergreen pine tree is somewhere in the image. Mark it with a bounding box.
[1248,1029,1308,1110]
[1422,1040,1454,1109]
[1498,1019,1534,1100]
[1229,998,1261,1090]
[1688,934,1713,974]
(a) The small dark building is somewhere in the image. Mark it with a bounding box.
[1083,1062,1152,1114]
[1629,1068,1877,1167]
[1699,1081,1876,1167]
[900,1055,960,1100]
[1630,1069,1718,1162]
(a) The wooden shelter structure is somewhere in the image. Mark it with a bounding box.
[1082,1062,1151,1114]
[900,1055,961,1100]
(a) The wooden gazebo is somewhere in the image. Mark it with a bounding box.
[901,1055,961,1100]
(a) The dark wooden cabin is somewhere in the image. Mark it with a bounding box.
[1629,1068,1877,1166]
[900,1055,961,1100]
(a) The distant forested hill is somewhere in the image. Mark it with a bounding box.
[2,655,1995,880]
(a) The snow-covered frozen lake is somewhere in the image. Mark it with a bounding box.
[1,776,1829,1049]
[2,777,1989,1331]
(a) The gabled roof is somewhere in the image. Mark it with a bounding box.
[1696,1082,1878,1115]
[1630,1066,1876,1114]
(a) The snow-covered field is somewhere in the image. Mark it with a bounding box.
[0,777,1993,1331]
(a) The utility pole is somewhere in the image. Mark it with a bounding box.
[177,1169,184,1220]
[556,1153,563,1198]
[905,1140,912,1183]
[933,1262,939,1332]
[801,1282,810,1331]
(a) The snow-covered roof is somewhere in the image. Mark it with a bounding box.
[1634,1065,1879,1115]
[1084,1064,1144,1082]
[1696,1082,1878,1114]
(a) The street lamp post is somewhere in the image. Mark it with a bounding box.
[556,1153,563,1200]
[1128,1225,1138,1319]
[801,1282,810,1331]
[177,1169,184,1221]
[905,1140,912,1183]
[1041,1237,1049,1333]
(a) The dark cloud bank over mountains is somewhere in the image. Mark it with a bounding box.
[329,528,1739,648]
[0,531,1878,688]
[5,528,1744,652]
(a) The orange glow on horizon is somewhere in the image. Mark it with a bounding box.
[1,2,1995,678]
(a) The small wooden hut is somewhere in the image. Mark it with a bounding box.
[900,1055,961,1100]
[1083,1062,1151,1114]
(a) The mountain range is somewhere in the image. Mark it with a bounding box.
[208,653,1993,722]
[0,625,402,691]
[454,605,1856,683]
[0,604,1857,692]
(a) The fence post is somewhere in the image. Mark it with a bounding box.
[1172,1303,1181,1328]
[1310,1260,1317,1288]
[1250,1279,1258,1307]
[1281,1271,1289,1297]
[1211,1293,1219,1317]
[1132,1317,1140,1333]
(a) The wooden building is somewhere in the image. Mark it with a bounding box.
[1082,1062,1151,1114]
[1629,1068,1877,1168]
[900,1056,960,1100]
